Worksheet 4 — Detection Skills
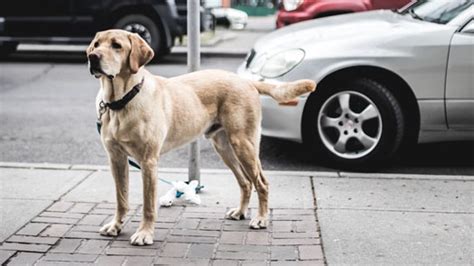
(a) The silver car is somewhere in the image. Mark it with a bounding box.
[238,0,474,168]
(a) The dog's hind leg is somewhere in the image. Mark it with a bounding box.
[100,152,129,236]
[211,131,252,220]
[253,161,269,229]
[227,132,269,229]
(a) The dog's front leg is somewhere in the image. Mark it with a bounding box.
[100,152,129,236]
[130,159,157,246]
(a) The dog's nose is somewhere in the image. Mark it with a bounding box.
[88,53,101,64]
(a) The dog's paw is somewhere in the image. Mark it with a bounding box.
[130,229,154,246]
[99,221,122,236]
[249,216,268,229]
[225,208,246,220]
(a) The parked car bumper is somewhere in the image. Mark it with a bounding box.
[259,95,306,142]
[237,61,306,143]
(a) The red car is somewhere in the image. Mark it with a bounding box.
[277,0,412,28]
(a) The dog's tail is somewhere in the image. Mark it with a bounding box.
[253,79,316,103]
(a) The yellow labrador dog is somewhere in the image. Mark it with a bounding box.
[86,29,316,246]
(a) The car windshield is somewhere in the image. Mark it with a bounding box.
[400,0,473,24]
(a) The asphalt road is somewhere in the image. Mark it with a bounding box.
[1,51,473,175]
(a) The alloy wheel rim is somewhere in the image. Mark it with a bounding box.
[317,91,383,159]
[123,23,153,44]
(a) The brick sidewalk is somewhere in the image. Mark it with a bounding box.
[1,201,324,265]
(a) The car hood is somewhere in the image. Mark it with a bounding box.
[254,10,455,52]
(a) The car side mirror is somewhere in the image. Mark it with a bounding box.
[460,20,474,34]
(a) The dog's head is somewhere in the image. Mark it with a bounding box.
[86,29,154,79]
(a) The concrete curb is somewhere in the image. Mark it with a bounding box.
[1,162,473,181]
[338,171,474,181]
[0,161,336,177]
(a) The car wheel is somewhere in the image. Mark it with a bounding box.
[114,14,163,57]
[303,78,404,169]
[0,41,19,57]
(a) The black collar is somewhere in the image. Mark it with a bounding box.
[101,78,144,111]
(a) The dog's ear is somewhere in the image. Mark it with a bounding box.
[128,33,154,74]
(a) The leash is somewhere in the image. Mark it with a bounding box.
[96,121,203,197]
[95,78,203,197]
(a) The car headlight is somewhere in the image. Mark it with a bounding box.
[259,49,305,78]
[283,0,304,11]
[250,54,267,74]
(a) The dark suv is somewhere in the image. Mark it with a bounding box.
[0,0,212,57]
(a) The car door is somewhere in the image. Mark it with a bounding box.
[0,0,73,37]
[445,20,474,129]
[70,0,105,38]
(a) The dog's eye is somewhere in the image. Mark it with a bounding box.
[94,42,99,48]
[112,42,122,49]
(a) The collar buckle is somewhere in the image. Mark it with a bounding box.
[97,77,144,121]
[97,100,107,122]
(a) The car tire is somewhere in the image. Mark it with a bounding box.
[303,78,404,169]
[114,14,164,58]
[0,41,19,57]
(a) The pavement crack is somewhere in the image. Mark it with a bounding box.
[56,170,96,201]
[310,175,328,265]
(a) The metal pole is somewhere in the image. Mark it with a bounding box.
[187,0,201,184]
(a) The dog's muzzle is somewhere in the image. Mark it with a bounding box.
[88,53,108,78]
[88,53,101,70]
